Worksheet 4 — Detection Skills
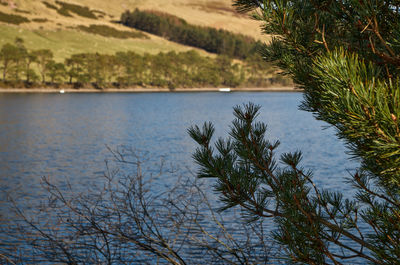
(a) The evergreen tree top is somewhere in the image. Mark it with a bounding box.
[189,1,400,263]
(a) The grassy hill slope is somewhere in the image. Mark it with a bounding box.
[0,24,211,62]
[0,0,266,61]
[75,0,265,40]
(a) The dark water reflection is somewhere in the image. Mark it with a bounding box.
[0,92,359,261]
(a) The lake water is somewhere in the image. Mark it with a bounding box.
[0,92,359,263]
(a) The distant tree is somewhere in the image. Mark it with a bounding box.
[25,52,37,83]
[33,49,54,83]
[64,53,90,85]
[102,54,118,85]
[25,68,40,83]
[244,54,277,87]
[86,53,104,87]
[215,55,243,87]
[12,38,28,82]
[65,54,84,84]
[46,60,66,84]
[0,43,19,81]
[115,51,143,86]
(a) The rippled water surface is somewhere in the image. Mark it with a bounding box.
[0,92,359,262]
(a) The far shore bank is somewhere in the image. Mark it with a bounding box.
[0,87,301,93]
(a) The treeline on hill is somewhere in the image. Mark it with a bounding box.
[0,39,289,89]
[120,9,262,60]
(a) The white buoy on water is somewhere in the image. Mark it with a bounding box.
[219,88,231,92]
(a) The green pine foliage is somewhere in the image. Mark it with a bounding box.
[190,0,400,264]
[0,39,28,82]
[120,9,263,60]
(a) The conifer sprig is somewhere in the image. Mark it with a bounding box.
[190,0,400,262]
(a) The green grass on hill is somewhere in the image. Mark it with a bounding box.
[0,0,265,63]
[0,24,211,62]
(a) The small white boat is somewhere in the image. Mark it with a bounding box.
[59,89,65,94]
[219,88,231,92]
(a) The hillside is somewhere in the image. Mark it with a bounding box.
[0,0,267,61]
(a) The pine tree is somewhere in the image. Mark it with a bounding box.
[12,38,28,82]
[0,43,19,81]
[25,51,37,83]
[46,60,66,84]
[189,1,400,264]
[33,49,53,84]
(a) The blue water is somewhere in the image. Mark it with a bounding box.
[0,92,359,263]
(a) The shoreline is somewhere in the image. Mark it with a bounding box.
[0,87,301,93]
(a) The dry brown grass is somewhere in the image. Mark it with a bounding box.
[5,0,267,39]
[0,0,269,58]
